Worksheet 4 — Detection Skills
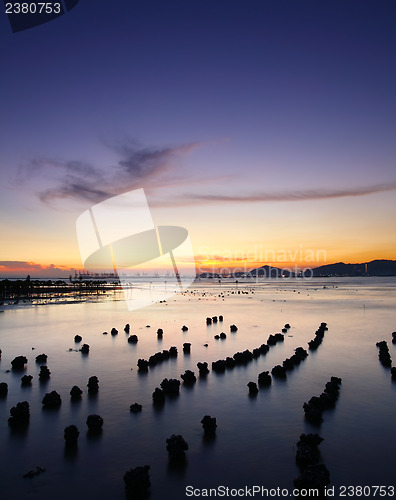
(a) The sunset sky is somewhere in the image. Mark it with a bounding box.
[1,0,395,277]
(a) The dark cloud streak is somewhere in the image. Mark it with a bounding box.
[39,183,112,204]
[115,140,199,179]
[149,182,396,207]
[22,141,396,208]
[23,140,200,206]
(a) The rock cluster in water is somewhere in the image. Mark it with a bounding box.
[74,335,82,343]
[201,415,217,436]
[152,387,165,406]
[166,434,188,460]
[181,370,196,385]
[258,371,272,387]
[257,325,320,387]
[123,465,151,497]
[197,362,209,376]
[127,335,138,344]
[11,356,27,370]
[376,341,392,367]
[130,403,142,413]
[138,346,178,371]
[285,347,308,369]
[160,378,180,395]
[39,366,51,380]
[210,330,288,375]
[211,359,227,372]
[87,376,99,393]
[0,382,8,397]
[303,377,342,424]
[124,324,130,333]
[64,425,79,445]
[8,401,30,426]
[267,333,284,346]
[21,375,33,386]
[137,359,149,372]
[35,353,47,363]
[308,323,328,350]
[211,342,270,373]
[70,385,83,399]
[294,433,330,495]
[247,381,259,395]
[271,365,287,378]
[149,350,170,365]
[42,390,62,409]
[206,315,223,325]
[296,433,323,467]
[271,346,309,380]
[214,332,227,340]
[80,344,90,354]
[86,414,103,433]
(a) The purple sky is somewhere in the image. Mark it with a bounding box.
[0,0,395,276]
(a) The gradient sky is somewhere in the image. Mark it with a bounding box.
[1,0,395,277]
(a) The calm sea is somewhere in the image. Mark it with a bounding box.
[0,277,395,499]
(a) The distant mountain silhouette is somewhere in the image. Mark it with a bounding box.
[198,265,295,278]
[198,259,396,278]
[308,259,396,277]
[246,265,294,277]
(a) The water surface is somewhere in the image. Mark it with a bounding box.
[0,277,395,499]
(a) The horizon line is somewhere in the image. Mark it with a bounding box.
[1,257,395,280]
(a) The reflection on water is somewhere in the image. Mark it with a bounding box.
[0,277,395,499]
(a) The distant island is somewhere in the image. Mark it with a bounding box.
[199,259,396,278]
[304,259,396,277]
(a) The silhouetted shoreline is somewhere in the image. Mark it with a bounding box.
[0,279,121,303]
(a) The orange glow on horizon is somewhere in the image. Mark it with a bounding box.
[1,246,396,278]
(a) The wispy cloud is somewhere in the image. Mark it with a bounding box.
[40,183,111,204]
[20,138,396,209]
[113,140,198,180]
[21,140,201,206]
[149,182,396,207]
